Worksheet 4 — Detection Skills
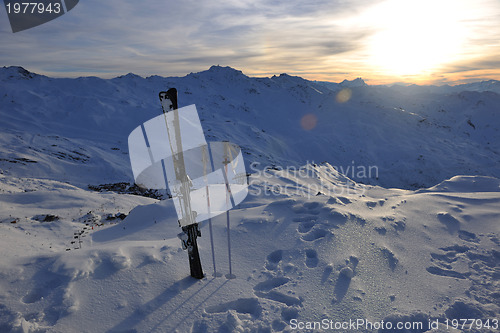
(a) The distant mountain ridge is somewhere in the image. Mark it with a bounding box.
[5,65,500,93]
[1,65,499,189]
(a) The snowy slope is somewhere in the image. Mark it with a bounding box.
[0,166,498,332]
[1,65,500,189]
[0,66,499,332]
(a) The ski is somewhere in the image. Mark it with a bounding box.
[159,88,204,279]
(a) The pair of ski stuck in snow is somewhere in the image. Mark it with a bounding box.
[128,88,248,279]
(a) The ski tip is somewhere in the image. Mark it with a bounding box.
[159,88,178,112]
[159,88,177,101]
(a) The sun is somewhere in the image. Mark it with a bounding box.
[366,0,469,77]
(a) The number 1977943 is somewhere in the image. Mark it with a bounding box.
[445,318,498,330]
[6,2,61,14]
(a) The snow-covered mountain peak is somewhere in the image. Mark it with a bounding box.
[454,79,500,94]
[113,72,144,80]
[204,65,246,78]
[339,77,367,87]
[1,65,39,80]
[423,175,500,193]
[270,72,311,86]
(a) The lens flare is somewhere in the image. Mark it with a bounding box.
[336,88,352,103]
[300,113,318,131]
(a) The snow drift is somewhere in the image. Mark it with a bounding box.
[0,66,498,332]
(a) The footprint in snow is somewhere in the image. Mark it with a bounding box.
[254,290,302,306]
[374,226,387,235]
[253,277,290,292]
[205,298,262,317]
[297,220,315,233]
[437,212,460,234]
[458,230,478,243]
[321,264,333,284]
[426,266,467,279]
[338,197,351,204]
[292,204,320,215]
[333,267,353,302]
[428,245,473,279]
[381,248,398,271]
[305,249,318,268]
[303,201,320,210]
[301,227,329,242]
[265,250,283,271]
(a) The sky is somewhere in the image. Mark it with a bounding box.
[1,0,500,84]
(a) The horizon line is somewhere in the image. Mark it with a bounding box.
[2,64,499,87]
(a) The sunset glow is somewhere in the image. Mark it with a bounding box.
[1,0,499,84]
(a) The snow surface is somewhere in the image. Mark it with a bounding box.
[2,65,500,189]
[0,66,499,332]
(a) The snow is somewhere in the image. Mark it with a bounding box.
[2,65,500,189]
[0,65,498,332]
[339,78,367,88]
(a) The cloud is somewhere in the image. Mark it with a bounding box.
[0,0,498,84]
